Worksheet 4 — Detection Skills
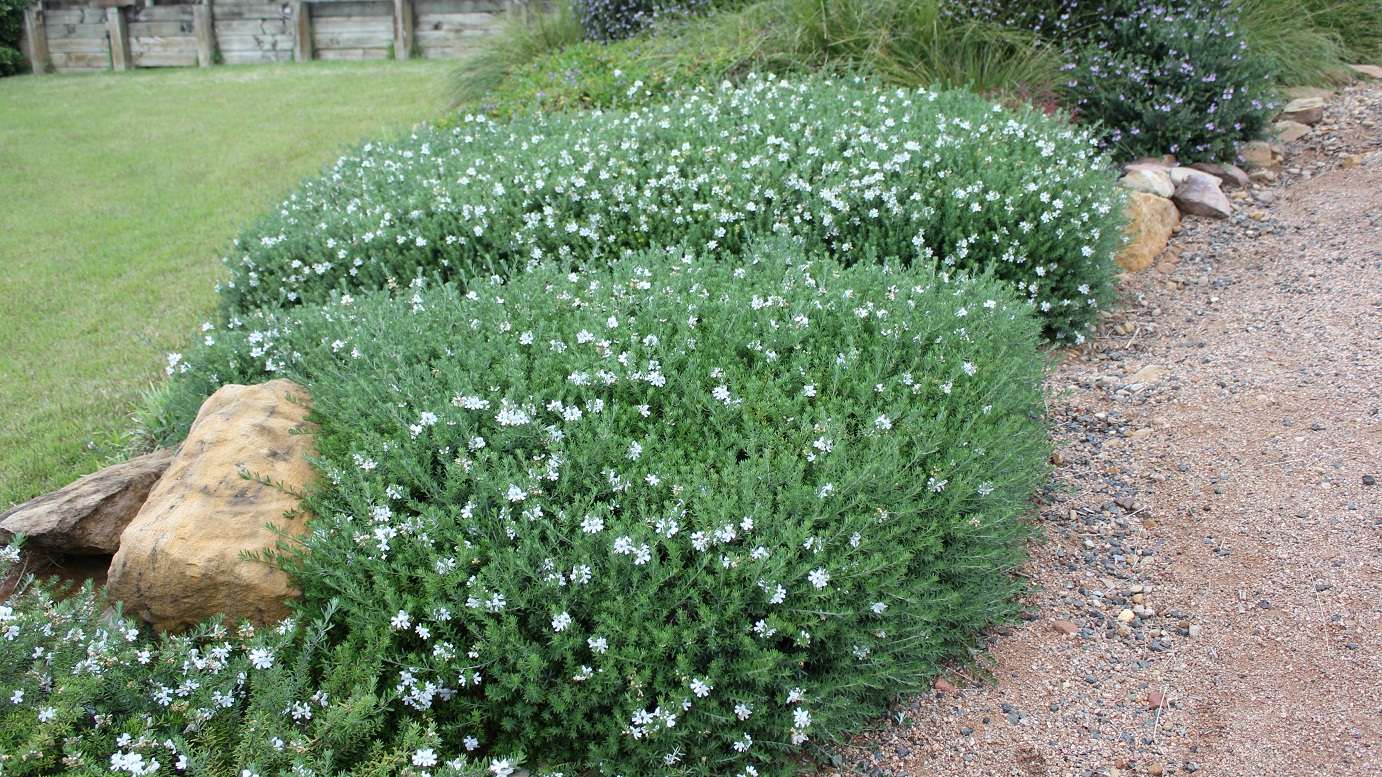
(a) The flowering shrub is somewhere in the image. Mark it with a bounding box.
[221,76,1121,342]
[0,543,497,776]
[150,240,1050,773]
[948,0,1274,160]
[576,0,709,41]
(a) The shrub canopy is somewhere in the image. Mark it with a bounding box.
[222,76,1121,342]
[949,0,1274,160]
[150,240,1051,774]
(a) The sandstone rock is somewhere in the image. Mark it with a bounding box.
[1274,120,1311,143]
[1117,192,1179,272]
[0,449,173,555]
[1349,64,1382,79]
[933,677,958,695]
[1239,140,1280,171]
[1171,171,1232,219]
[1283,86,1333,101]
[1278,97,1325,126]
[1052,620,1079,636]
[1118,167,1175,198]
[1188,162,1249,189]
[108,380,316,631]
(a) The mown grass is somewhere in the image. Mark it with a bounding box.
[0,60,452,508]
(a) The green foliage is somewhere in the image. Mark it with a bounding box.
[1299,0,1382,62]
[454,0,1062,114]
[1236,0,1350,86]
[218,77,1120,342]
[450,2,587,108]
[152,239,1051,773]
[0,0,27,77]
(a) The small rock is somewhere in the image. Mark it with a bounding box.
[1147,762,1166,777]
[1273,120,1312,143]
[1239,141,1279,171]
[1171,170,1232,218]
[1119,167,1176,198]
[1363,474,1375,486]
[1118,608,1136,624]
[1130,364,1167,384]
[1348,64,1382,79]
[1147,690,1167,709]
[933,677,958,695]
[1188,161,1250,189]
[1279,97,1326,125]
[1052,620,1080,636]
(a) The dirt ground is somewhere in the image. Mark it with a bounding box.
[834,84,1382,776]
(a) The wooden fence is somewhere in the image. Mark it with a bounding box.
[20,0,508,73]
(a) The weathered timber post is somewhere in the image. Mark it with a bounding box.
[23,2,51,74]
[291,0,313,62]
[393,0,414,60]
[193,0,216,67]
[107,5,132,71]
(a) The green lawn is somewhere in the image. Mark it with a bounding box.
[0,61,454,508]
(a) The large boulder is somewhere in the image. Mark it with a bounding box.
[1117,192,1180,272]
[1348,64,1382,80]
[107,380,316,632]
[0,449,173,555]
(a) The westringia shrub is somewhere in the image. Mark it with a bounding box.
[576,0,709,41]
[0,543,499,776]
[947,0,1274,160]
[220,76,1122,342]
[154,242,1051,774]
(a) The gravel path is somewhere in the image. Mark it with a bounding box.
[832,83,1382,777]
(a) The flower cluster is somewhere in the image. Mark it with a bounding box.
[948,0,1274,160]
[0,543,512,776]
[217,76,1121,342]
[151,240,1052,773]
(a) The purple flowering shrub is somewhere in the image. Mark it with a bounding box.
[949,0,1275,160]
[575,0,709,41]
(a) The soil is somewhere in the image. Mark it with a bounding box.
[831,83,1382,776]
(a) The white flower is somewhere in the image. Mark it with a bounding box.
[801,384,817,397]
[505,484,527,503]
[588,636,608,654]
[552,612,573,632]
[247,648,274,670]
[464,736,479,751]
[37,706,56,723]
[873,414,892,430]
[390,610,412,630]
[412,748,438,768]
[690,678,713,697]
[626,441,643,460]
[491,758,518,776]
[808,568,830,589]
[734,703,753,720]
[8,689,22,704]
